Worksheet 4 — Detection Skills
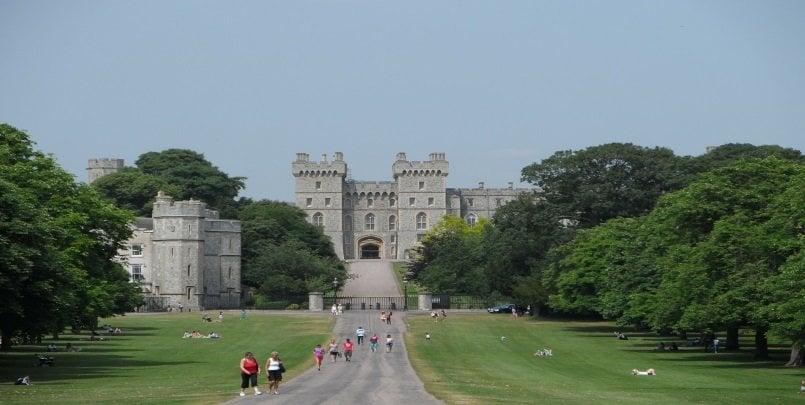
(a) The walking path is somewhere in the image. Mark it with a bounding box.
[225,260,443,404]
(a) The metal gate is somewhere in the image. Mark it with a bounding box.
[327,296,416,311]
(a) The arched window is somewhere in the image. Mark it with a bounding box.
[344,215,353,231]
[416,212,427,230]
[467,213,477,227]
[312,212,324,227]
[388,215,397,231]
[365,214,375,230]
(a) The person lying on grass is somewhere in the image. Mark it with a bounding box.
[632,368,655,376]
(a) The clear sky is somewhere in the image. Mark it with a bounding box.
[2,1,803,202]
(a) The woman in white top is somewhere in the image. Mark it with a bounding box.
[265,351,283,395]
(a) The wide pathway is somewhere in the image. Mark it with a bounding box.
[226,259,443,405]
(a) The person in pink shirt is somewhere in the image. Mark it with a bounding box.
[343,338,354,362]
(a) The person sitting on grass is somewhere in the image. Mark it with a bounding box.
[15,376,31,385]
[632,368,656,376]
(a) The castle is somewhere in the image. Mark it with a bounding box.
[293,152,528,260]
[88,160,242,311]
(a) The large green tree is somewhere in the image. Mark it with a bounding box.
[93,149,245,217]
[0,124,141,350]
[239,200,345,300]
[521,143,690,228]
[408,215,489,295]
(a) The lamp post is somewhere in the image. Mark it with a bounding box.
[403,278,408,311]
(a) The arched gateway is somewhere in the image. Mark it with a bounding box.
[357,236,383,259]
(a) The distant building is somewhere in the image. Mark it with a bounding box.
[293,152,529,260]
[88,159,242,311]
[118,191,242,311]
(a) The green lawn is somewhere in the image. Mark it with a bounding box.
[1,312,802,404]
[0,312,332,404]
[405,314,803,404]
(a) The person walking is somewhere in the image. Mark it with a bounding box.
[386,311,393,325]
[343,338,354,362]
[356,326,366,345]
[265,351,283,395]
[239,352,262,396]
[313,344,325,370]
[370,333,379,353]
[328,339,339,362]
[385,334,394,352]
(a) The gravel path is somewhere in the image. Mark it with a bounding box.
[225,260,443,405]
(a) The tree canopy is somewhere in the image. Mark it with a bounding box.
[0,124,142,350]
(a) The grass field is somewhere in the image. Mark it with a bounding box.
[0,311,333,404]
[405,314,803,404]
[1,312,803,404]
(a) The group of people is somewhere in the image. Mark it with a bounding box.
[312,327,394,371]
[238,351,284,396]
[380,311,392,324]
[182,330,220,339]
[430,309,447,321]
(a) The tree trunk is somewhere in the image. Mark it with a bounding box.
[754,325,769,359]
[725,325,739,351]
[785,345,803,367]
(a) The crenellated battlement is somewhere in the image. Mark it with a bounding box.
[293,152,348,178]
[87,158,125,183]
[392,152,449,178]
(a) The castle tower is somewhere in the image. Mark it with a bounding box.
[87,158,124,183]
[150,191,207,311]
[293,153,348,258]
[393,153,449,259]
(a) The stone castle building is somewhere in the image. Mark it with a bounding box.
[88,160,242,311]
[293,152,528,260]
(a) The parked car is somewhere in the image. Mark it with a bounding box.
[487,304,516,313]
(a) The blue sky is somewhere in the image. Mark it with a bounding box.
[2,1,803,201]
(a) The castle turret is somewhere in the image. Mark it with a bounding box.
[293,153,348,258]
[87,158,124,183]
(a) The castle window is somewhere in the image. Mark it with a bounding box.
[496,198,502,207]
[416,212,427,230]
[315,181,322,190]
[186,287,192,300]
[344,215,353,231]
[313,212,324,227]
[131,244,143,257]
[228,267,232,279]
[419,181,425,190]
[187,265,191,277]
[467,214,477,227]
[409,197,416,207]
[428,197,434,207]
[325,197,331,207]
[388,215,396,231]
[365,214,375,230]
[390,234,397,243]
[367,198,374,208]
[390,198,396,207]
[130,264,143,282]
[467,198,474,207]
[345,199,352,208]
[306,198,313,207]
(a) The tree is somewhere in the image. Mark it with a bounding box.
[408,215,489,295]
[93,149,245,217]
[0,124,141,350]
[643,158,804,357]
[521,143,690,228]
[239,200,345,300]
[482,194,571,313]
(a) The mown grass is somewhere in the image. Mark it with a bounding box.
[405,314,803,404]
[0,311,332,404]
[2,312,802,404]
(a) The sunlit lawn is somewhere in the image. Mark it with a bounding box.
[0,311,332,404]
[405,314,803,404]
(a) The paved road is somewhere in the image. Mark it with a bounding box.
[225,260,443,405]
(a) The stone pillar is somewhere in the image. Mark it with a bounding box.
[309,292,324,312]
[418,292,432,311]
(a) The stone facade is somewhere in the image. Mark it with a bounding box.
[89,159,243,311]
[293,152,528,260]
[117,192,242,311]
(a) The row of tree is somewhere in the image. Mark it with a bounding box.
[408,143,804,364]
